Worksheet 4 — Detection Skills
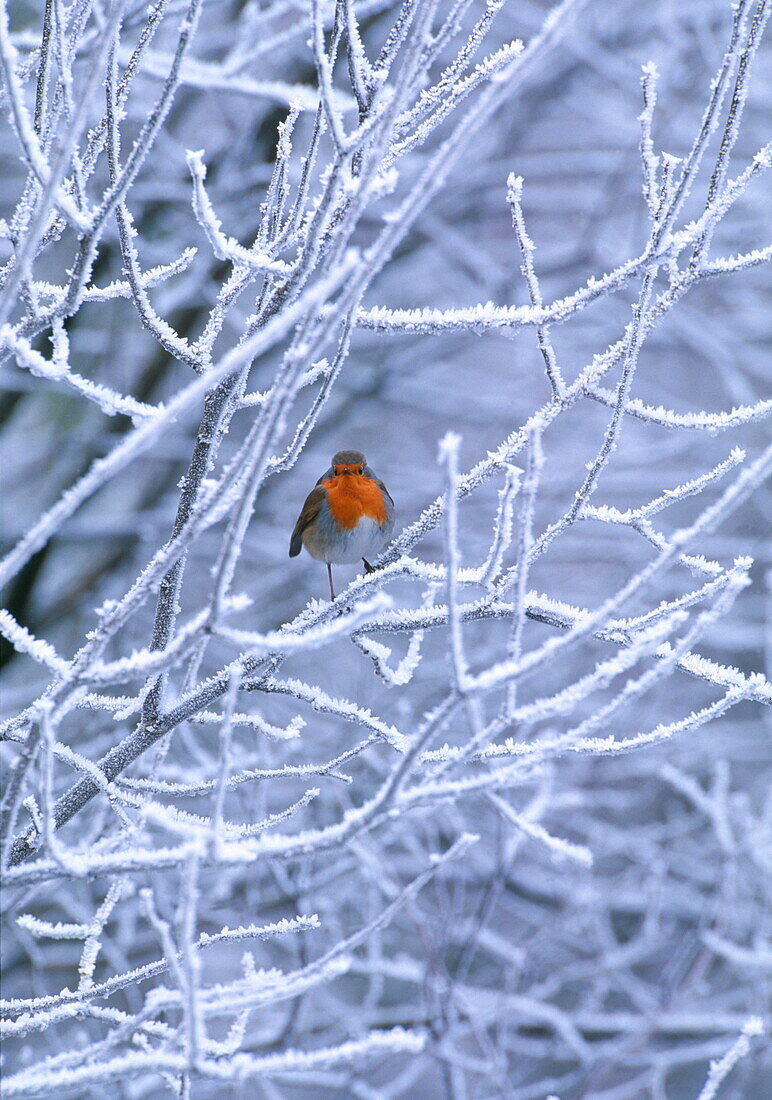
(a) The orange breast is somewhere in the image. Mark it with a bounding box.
[324,475,388,529]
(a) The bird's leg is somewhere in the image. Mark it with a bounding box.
[362,558,376,574]
[327,563,336,601]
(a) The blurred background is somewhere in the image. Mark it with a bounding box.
[2,1,770,1097]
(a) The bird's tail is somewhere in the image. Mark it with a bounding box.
[289,527,303,557]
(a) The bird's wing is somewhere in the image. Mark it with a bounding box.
[289,485,327,557]
[375,478,394,511]
[363,464,394,511]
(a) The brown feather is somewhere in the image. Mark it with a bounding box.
[289,485,327,557]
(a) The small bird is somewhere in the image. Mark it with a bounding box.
[289,449,395,601]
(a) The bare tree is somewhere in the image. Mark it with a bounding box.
[1,0,770,1096]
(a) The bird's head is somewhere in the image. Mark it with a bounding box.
[332,450,366,476]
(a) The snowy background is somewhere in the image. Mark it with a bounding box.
[1,0,771,1097]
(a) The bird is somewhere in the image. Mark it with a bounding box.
[289,449,395,601]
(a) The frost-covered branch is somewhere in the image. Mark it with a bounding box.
[1,0,769,1095]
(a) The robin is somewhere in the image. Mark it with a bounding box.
[289,449,395,600]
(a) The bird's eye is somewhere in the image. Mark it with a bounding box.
[359,466,364,474]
